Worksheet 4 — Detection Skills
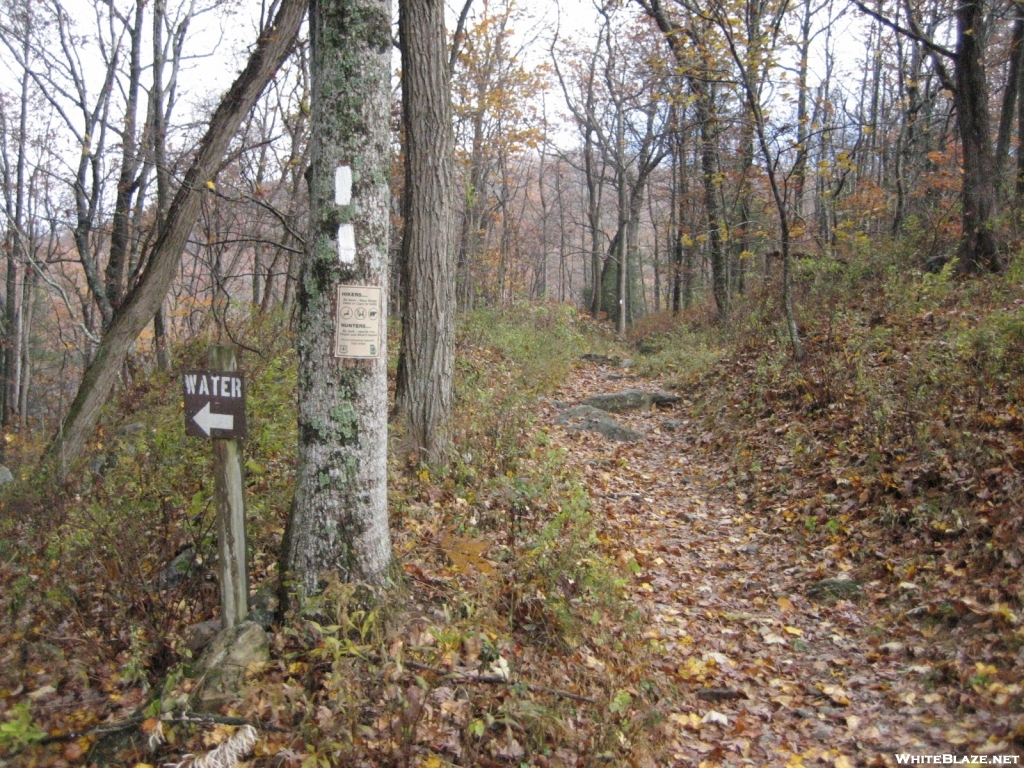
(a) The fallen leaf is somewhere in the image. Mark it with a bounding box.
[703,652,733,666]
[820,684,851,706]
[701,710,729,726]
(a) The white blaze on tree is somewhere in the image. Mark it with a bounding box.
[281,0,395,599]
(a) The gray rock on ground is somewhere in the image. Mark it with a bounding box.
[580,353,622,366]
[154,547,197,589]
[554,404,645,442]
[190,621,269,713]
[581,388,682,413]
[0,465,13,487]
[183,619,222,654]
[246,579,279,629]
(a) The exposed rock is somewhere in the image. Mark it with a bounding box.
[190,621,269,713]
[807,577,863,602]
[154,547,197,590]
[88,453,118,476]
[89,619,267,760]
[581,389,682,413]
[554,405,645,442]
[580,353,622,366]
[652,392,683,406]
[0,465,13,487]
[661,419,684,432]
[246,579,279,629]
[184,619,222,654]
[924,254,949,274]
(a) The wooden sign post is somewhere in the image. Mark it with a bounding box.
[183,346,249,628]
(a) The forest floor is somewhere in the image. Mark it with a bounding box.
[2,298,1023,768]
[543,357,1023,766]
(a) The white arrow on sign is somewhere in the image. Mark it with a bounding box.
[193,401,234,436]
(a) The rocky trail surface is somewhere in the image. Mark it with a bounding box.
[542,359,1021,767]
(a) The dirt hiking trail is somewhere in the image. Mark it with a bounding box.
[543,359,1020,767]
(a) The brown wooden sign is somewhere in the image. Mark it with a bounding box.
[183,370,247,439]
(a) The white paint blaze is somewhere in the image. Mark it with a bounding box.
[335,165,352,205]
[337,224,356,263]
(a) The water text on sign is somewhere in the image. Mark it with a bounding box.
[182,370,248,439]
[184,374,243,398]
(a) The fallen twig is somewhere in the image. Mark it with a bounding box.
[404,660,597,704]
[27,711,287,750]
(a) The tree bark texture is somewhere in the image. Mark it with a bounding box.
[395,0,456,466]
[954,0,1001,272]
[995,8,1024,181]
[281,0,394,599]
[43,0,305,472]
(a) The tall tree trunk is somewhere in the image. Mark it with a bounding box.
[152,0,173,373]
[585,126,603,318]
[281,0,394,599]
[456,78,490,312]
[42,0,305,471]
[105,0,145,315]
[395,0,456,466]
[616,109,628,335]
[955,0,1001,272]
[2,16,31,429]
[699,86,728,320]
[1017,39,1024,199]
[18,262,36,428]
[995,7,1024,184]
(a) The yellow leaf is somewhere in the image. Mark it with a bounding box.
[784,626,803,636]
[820,684,851,706]
[777,596,794,612]
[422,756,443,768]
[834,757,854,768]
[205,180,216,190]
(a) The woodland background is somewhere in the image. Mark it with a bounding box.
[1,0,1023,765]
